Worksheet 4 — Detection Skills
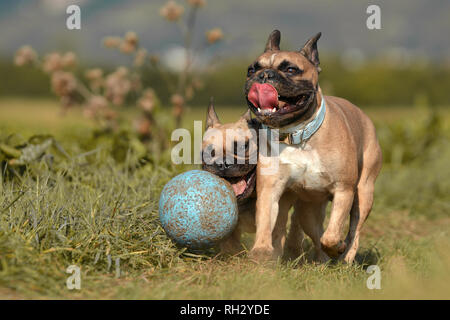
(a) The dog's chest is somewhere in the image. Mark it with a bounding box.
[279,144,330,191]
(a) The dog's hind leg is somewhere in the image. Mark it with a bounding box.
[296,200,329,263]
[272,194,295,259]
[342,142,382,264]
[283,208,305,261]
[341,183,374,263]
[342,168,381,262]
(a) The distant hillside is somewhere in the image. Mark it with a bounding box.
[0,0,449,63]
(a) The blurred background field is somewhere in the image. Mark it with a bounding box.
[2,0,450,108]
[0,0,449,299]
[2,97,449,133]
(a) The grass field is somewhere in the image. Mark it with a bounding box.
[0,98,449,299]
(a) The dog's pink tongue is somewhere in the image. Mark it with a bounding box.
[248,83,278,110]
[231,179,247,196]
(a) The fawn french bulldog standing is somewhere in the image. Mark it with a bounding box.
[245,30,382,263]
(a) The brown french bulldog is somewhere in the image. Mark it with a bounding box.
[201,101,257,254]
[244,30,383,263]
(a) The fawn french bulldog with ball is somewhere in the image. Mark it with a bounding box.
[201,101,257,254]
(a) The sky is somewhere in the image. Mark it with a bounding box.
[0,0,449,65]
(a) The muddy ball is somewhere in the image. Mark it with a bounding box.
[159,170,238,249]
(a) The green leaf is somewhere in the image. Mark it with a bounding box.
[0,143,22,158]
[10,139,53,166]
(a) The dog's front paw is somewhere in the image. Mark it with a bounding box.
[249,246,275,263]
[320,235,347,258]
[314,249,331,264]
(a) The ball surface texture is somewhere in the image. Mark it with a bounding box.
[159,170,238,249]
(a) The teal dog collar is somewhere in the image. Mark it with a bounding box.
[263,95,326,146]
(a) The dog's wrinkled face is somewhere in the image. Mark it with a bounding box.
[202,102,258,202]
[244,30,322,128]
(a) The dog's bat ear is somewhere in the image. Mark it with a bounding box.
[206,97,221,129]
[240,108,252,122]
[300,32,321,71]
[264,30,281,52]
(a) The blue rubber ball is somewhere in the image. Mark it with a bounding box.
[159,170,238,249]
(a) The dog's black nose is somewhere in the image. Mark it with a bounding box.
[218,162,232,170]
[259,69,276,80]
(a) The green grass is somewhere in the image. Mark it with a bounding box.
[0,98,449,299]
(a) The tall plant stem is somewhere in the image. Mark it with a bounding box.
[174,7,198,128]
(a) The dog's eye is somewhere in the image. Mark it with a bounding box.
[233,141,247,155]
[286,67,299,74]
[204,145,215,158]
